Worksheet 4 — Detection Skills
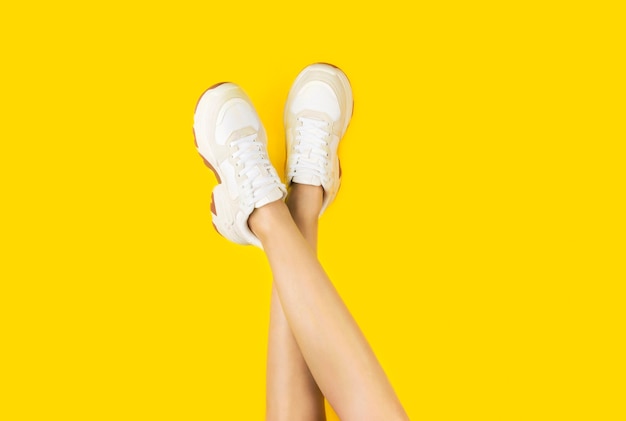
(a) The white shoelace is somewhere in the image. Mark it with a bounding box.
[289,116,331,181]
[231,133,280,207]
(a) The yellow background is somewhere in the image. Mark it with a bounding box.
[1,0,624,419]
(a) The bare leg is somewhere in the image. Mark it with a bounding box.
[266,184,325,421]
[251,196,409,421]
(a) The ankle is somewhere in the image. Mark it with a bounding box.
[286,184,323,221]
[248,200,290,239]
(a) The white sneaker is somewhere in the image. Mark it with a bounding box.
[284,63,353,215]
[193,82,286,247]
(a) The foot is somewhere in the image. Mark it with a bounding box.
[193,82,286,247]
[284,63,353,215]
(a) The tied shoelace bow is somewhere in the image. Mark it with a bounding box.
[289,116,331,181]
[231,133,279,207]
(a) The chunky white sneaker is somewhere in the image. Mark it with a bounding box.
[193,82,286,247]
[284,63,353,215]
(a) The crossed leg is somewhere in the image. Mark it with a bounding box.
[193,64,407,420]
[254,185,409,421]
[266,184,326,421]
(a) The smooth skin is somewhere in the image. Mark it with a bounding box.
[254,184,409,421]
[266,184,326,421]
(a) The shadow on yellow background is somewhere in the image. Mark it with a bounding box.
[1,1,623,420]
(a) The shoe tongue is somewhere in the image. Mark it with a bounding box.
[291,174,322,186]
[254,186,284,208]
